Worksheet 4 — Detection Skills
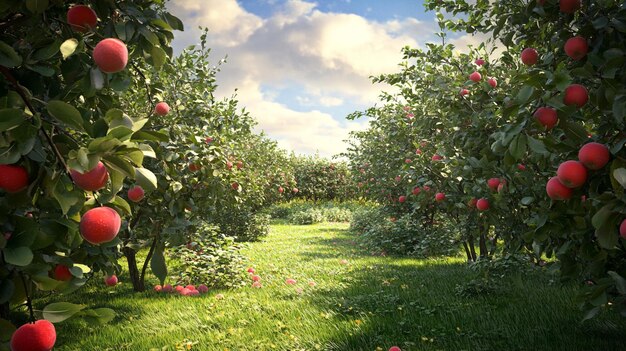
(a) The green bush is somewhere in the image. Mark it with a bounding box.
[168,224,247,289]
[290,208,326,225]
[351,207,459,257]
[322,207,352,222]
[214,208,270,242]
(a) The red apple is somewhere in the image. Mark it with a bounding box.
[79,207,121,245]
[395,176,402,182]
[560,0,581,13]
[231,182,239,190]
[389,347,402,351]
[475,58,485,66]
[0,164,29,193]
[435,192,445,202]
[205,137,213,144]
[564,36,588,60]
[415,149,422,155]
[534,107,558,130]
[432,155,443,161]
[578,142,610,170]
[10,320,56,351]
[236,161,243,170]
[399,195,406,203]
[105,275,118,287]
[405,159,412,164]
[67,5,97,32]
[620,219,626,239]
[293,188,299,193]
[546,176,573,200]
[70,161,108,191]
[127,185,144,202]
[517,164,526,171]
[487,77,497,88]
[557,160,587,188]
[476,198,490,211]
[188,163,200,172]
[154,102,170,116]
[226,161,233,170]
[459,88,470,96]
[423,185,431,192]
[468,198,478,208]
[563,84,588,108]
[469,71,482,82]
[412,187,420,195]
[53,265,72,281]
[93,38,128,73]
[487,178,501,191]
[521,48,538,66]
[278,186,284,193]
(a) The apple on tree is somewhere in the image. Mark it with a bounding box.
[0,164,29,193]
[70,161,109,191]
[10,319,56,351]
[521,48,539,66]
[93,38,128,73]
[67,5,98,32]
[79,207,122,245]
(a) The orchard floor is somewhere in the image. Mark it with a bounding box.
[53,222,626,351]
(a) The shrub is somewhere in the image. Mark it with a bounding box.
[168,224,247,289]
[215,209,270,242]
[290,208,326,225]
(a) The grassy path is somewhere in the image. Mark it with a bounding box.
[55,222,626,350]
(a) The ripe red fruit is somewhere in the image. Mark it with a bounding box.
[459,88,470,96]
[521,48,538,66]
[205,137,213,144]
[475,58,485,66]
[435,193,445,202]
[79,207,121,245]
[162,284,173,293]
[53,265,72,281]
[432,154,443,161]
[415,149,422,155]
[236,161,243,170]
[231,182,239,190]
[563,84,588,108]
[476,198,489,211]
[93,38,128,73]
[517,164,526,171]
[198,284,209,293]
[399,195,407,203]
[0,164,29,193]
[578,142,610,170]
[67,5,97,32]
[10,320,56,351]
[487,178,501,191]
[469,71,482,82]
[564,36,588,60]
[557,160,587,188]
[154,285,162,292]
[412,187,420,195]
[226,161,233,170]
[278,186,284,193]
[534,107,558,130]
[423,185,431,192]
[395,176,402,182]
[105,275,118,287]
[70,161,108,191]
[154,102,170,116]
[188,163,200,172]
[620,219,626,239]
[559,0,581,13]
[389,347,402,351]
[487,77,497,88]
[546,176,573,200]
[293,188,299,193]
[127,185,145,202]
[405,159,412,164]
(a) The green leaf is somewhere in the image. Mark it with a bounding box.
[43,302,85,323]
[608,271,626,295]
[561,120,588,144]
[81,308,116,325]
[102,155,135,178]
[516,85,535,104]
[140,27,159,45]
[0,108,25,132]
[0,280,15,304]
[2,247,33,266]
[150,243,168,285]
[110,196,132,216]
[47,100,84,131]
[151,46,167,68]
[131,130,169,142]
[508,134,527,160]
[32,40,61,61]
[592,204,614,230]
[527,136,549,155]
[135,167,157,191]
[31,274,62,291]
[0,41,21,68]
[582,306,601,322]
[60,38,79,60]
[0,318,16,342]
[26,0,48,13]
[520,197,534,206]
[613,168,626,189]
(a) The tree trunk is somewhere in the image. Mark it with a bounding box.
[123,247,144,292]
[462,241,472,263]
[468,235,477,262]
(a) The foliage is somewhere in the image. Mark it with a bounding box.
[267,200,372,224]
[0,0,181,333]
[290,154,357,201]
[168,223,247,289]
[289,208,326,225]
[213,209,270,242]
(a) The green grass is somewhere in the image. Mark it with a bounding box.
[50,222,626,350]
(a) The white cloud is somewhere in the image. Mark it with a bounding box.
[167,0,439,157]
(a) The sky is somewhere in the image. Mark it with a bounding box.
[166,0,484,158]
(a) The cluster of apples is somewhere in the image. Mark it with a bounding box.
[248,267,263,288]
[546,142,610,200]
[458,57,497,97]
[277,186,299,194]
[154,283,209,296]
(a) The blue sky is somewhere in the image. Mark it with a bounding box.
[166,0,480,158]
